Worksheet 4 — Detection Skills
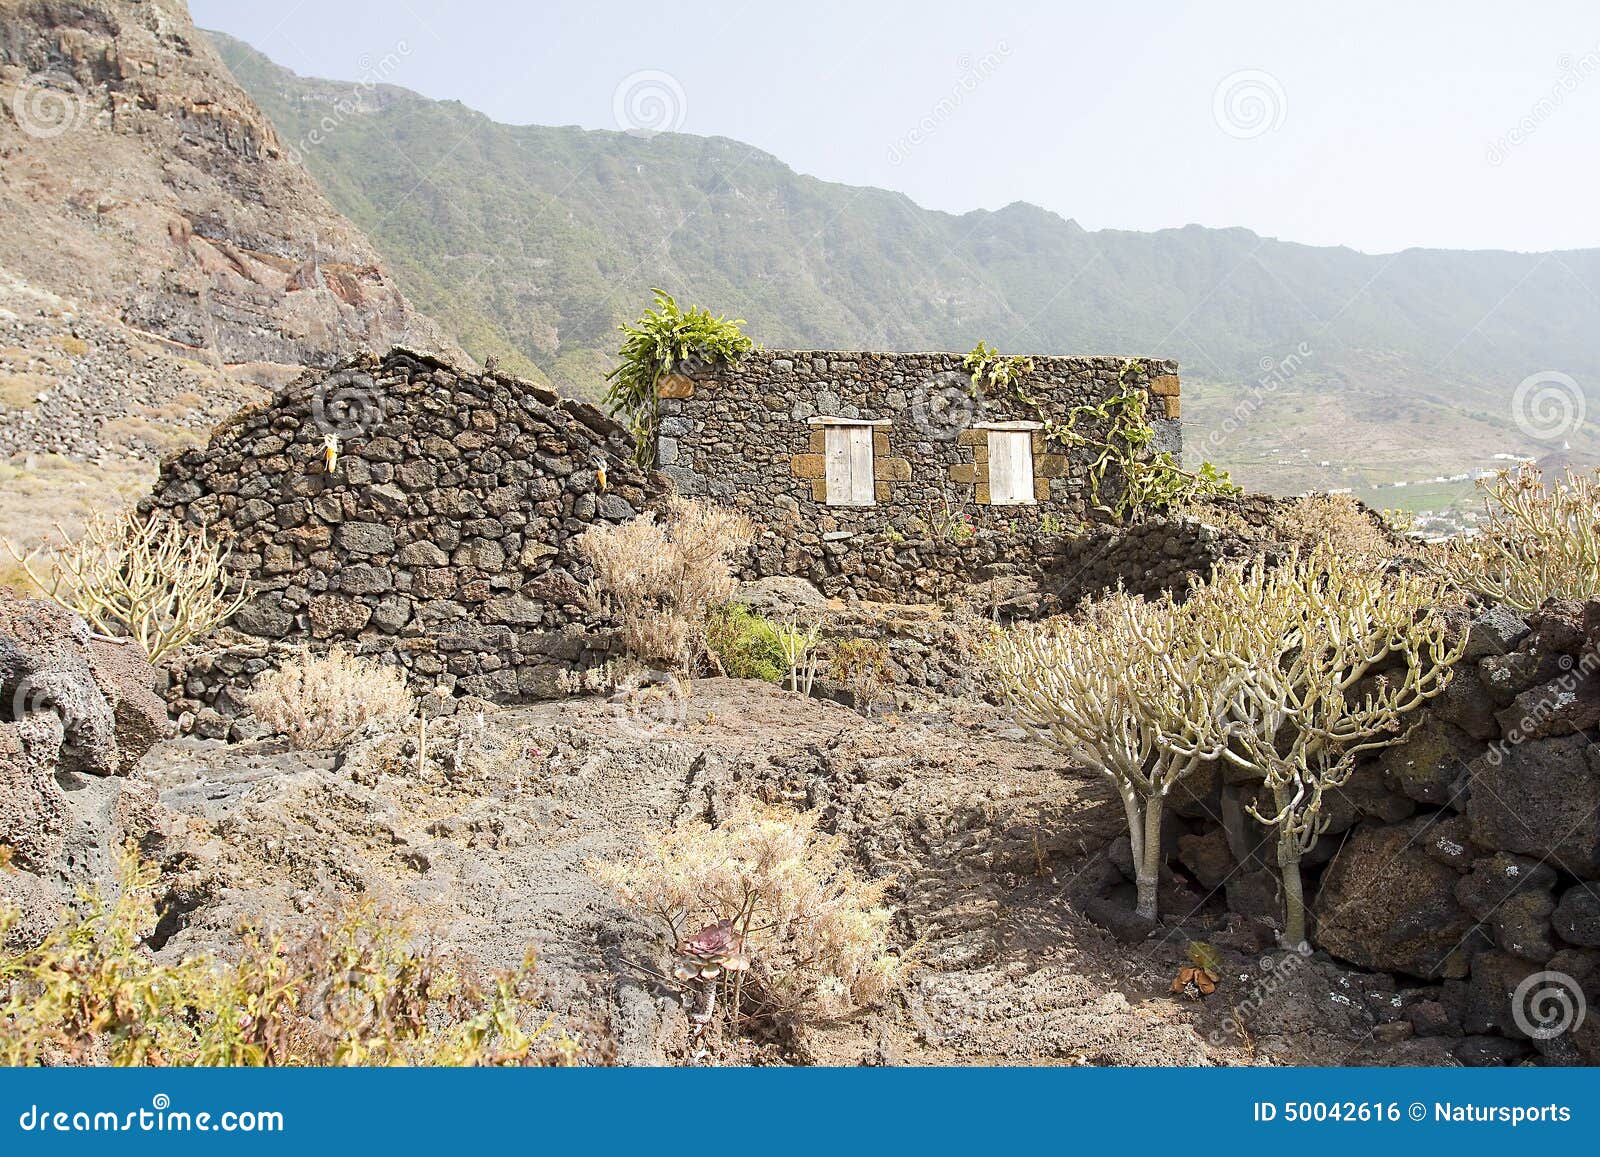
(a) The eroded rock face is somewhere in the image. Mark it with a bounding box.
[0,595,168,949]
[1313,817,1478,979]
[0,598,169,777]
[0,0,457,371]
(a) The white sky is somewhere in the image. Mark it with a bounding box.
[191,0,1600,254]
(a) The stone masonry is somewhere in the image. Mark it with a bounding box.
[145,348,664,713]
[657,349,1181,600]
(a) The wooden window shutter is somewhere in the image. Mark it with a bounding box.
[987,430,1035,505]
[824,424,875,506]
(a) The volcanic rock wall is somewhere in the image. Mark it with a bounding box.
[659,350,1182,602]
[145,349,664,719]
[1156,598,1600,1065]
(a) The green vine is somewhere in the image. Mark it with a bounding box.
[1045,360,1240,523]
[963,345,1239,524]
[603,289,753,467]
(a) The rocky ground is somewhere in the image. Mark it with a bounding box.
[133,678,1457,1067]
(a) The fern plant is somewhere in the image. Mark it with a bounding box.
[603,289,753,467]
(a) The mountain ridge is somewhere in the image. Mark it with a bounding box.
[206,28,1600,495]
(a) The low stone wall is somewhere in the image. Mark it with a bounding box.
[658,349,1181,600]
[145,349,666,713]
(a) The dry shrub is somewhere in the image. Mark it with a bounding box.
[246,646,416,750]
[576,497,753,673]
[1437,464,1600,612]
[830,637,892,714]
[0,849,586,1066]
[3,510,248,661]
[589,799,902,1027]
[1270,493,1397,565]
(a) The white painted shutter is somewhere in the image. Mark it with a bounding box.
[988,430,1035,505]
[824,425,875,506]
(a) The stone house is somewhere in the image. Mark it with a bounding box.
[656,349,1181,598]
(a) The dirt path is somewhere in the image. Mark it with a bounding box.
[142,679,1452,1066]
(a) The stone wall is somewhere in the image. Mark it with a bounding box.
[144,349,665,715]
[1145,598,1600,1065]
[658,350,1181,602]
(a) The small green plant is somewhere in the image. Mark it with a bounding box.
[706,603,788,683]
[603,289,753,467]
[830,637,893,715]
[771,620,821,695]
[963,341,1036,401]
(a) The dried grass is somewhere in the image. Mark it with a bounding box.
[246,647,416,750]
[589,798,902,1026]
[576,497,752,673]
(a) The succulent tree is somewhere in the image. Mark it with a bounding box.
[987,590,1237,921]
[1197,547,1465,950]
[1437,464,1600,611]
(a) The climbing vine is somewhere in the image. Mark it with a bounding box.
[964,345,1239,524]
[604,289,753,467]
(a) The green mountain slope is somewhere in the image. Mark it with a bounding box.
[210,32,1600,495]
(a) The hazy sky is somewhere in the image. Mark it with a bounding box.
[190,0,1600,254]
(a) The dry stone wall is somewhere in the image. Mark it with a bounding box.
[658,350,1181,602]
[1143,598,1600,1065]
[145,349,665,717]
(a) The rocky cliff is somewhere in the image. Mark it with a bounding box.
[0,0,455,372]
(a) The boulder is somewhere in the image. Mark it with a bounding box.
[1378,716,1481,805]
[1176,827,1235,891]
[1455,853,1558,921]
[1467,732,1600,877]
[0,597,167,776]
[87,638,171,774]
[1495,672,1600,742]
[1429,670,1504,741]
[1312,816,1477,978]
[1553,885,1600,948]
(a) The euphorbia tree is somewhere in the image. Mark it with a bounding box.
[1197,546,1465,950]
[987,590,1237,921]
